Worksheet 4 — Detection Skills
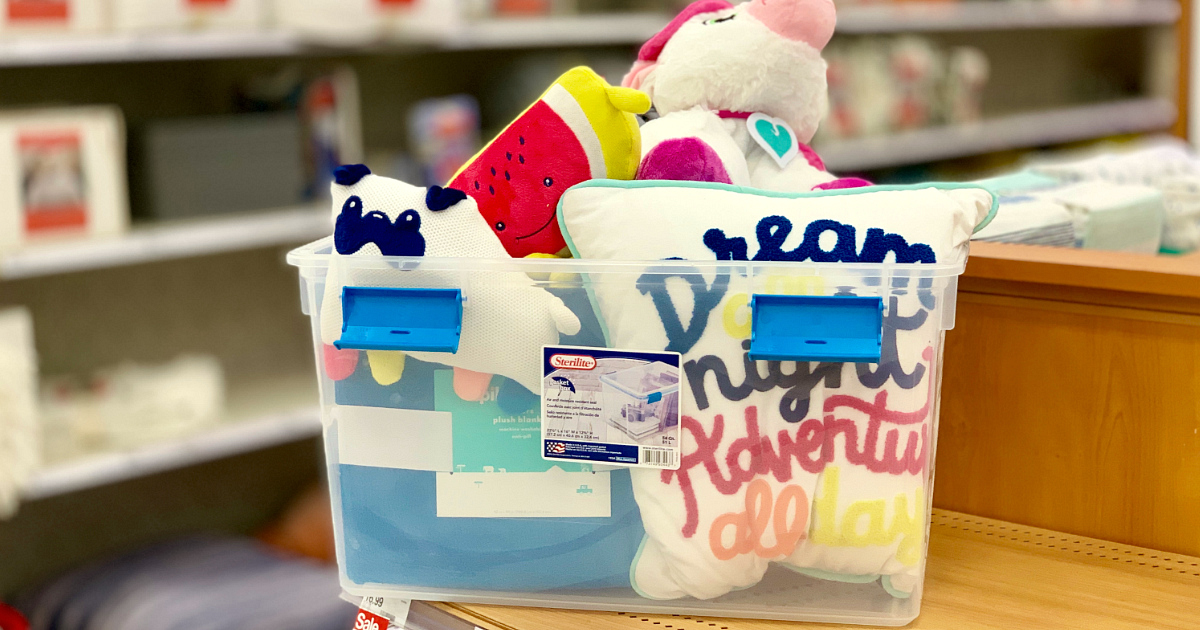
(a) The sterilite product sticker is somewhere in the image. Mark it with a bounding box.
[542,346,681,470]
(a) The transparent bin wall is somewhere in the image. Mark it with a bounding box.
[290,239,963,626]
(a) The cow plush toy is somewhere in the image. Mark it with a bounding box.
[624,0,868,192]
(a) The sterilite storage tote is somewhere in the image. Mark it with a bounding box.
[288,238,966,626]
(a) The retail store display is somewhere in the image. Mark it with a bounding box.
[820,36,989,141]
[0,107,128,254]
[1031,141,1200,253]
[111,0,263,32]
[39,355,224,464]
[625,0,869,191]
[0,0,105,34]
[272,0,461,43]
[409,95,482,188]
[237,66,364,202]
[142,113,306,219]
[450,67,649,258]
[0,308,38,519]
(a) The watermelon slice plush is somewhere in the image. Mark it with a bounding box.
[450,67,650,258]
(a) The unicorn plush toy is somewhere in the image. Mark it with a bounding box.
[624,0,868,192]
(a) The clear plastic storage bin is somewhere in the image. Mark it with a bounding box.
[289,237,965,626]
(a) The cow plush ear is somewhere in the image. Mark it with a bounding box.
[334,164,371,186]
[426,186,468,212]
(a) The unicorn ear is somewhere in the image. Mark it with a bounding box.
[426,186,468,212]
[333,164,371,186]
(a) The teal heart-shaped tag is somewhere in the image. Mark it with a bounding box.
[747,113,799,168]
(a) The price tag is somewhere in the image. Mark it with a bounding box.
[353,597,411,630]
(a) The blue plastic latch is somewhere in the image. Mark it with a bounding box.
[748,295,884,363]
[647,391,663,404]
[336,286,463,353]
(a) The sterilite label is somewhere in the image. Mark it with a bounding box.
[541,346,681,470]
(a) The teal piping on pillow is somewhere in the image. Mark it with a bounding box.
[557,178,1000,237]
[779,564,915,600]
[779,564,881,584]
[624,535,662,600]
[880,574,914,599]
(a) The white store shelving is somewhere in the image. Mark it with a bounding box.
[22,374,322,500]
[836,0,1180,34]
[0,30,303,68]
[445,13,668,50]
[0,1,1180,67]
[0,205,330,280]
[22,407,320,500]
[817,97,1178,171]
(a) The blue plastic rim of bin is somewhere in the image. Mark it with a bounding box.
[748,294,884,363]
[336,286,463,353]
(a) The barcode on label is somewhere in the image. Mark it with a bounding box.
[641,447,677,468]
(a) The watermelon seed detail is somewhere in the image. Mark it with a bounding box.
[506,152,512,160]
[505,171,511,181]
[519,155,525,164]
[489,185,495,195]
[474,181,480,190]
[519,136,525,145]
[491,167,497,176]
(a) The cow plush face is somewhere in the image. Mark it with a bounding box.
[624,0,836,143]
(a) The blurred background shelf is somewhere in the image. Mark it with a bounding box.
[0,2,1178,68]
[445,13,670,50]
[0,205,329,280]
[818,97,1178,172]
[0,30,304,67]
[836,0,1180,33]
[22,373,320,500]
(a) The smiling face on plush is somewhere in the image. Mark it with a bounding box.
[624,0,835,143]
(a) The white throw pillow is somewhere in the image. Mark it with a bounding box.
[557,180,994,600]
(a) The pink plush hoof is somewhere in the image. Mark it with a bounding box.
[813,177,872,191]
[453,367,494,401]
[323,344,359,381]
[638,137,734,184]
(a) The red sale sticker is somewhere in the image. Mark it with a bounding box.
[352,597,409,630]
[353,609,388,630]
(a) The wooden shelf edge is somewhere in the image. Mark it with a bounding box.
[964,242,1200,301]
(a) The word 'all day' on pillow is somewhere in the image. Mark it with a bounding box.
[557,181,994,600]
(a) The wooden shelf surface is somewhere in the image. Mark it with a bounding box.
[434,510,1200,630]
[965,242,1200,298]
